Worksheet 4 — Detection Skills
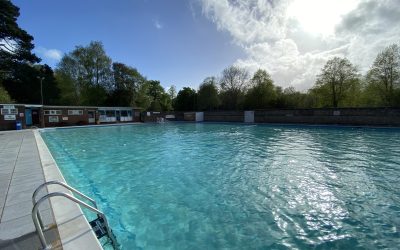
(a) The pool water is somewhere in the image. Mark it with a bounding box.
[41,123,400,249]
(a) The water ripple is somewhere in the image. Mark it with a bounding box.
[41,124,400,250]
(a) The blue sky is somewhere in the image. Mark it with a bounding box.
[13,0,400,91]
[14,0,243,90]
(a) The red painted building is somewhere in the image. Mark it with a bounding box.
[0,104,141,130]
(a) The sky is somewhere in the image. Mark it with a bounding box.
[14,0,400,91]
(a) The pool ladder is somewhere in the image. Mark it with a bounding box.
[32,181,119,250]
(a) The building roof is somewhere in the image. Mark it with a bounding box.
[1,104,142,110]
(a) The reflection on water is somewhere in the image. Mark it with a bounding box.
[42,124,400,249]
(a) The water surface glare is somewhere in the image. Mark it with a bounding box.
[41,123,400,249]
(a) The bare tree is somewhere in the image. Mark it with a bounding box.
[219,65,249,109]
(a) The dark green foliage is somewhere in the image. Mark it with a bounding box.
[174,87,197,111]
[0,84,12,103]
[197,77,220,111]
[108,62,146,106]
[3,64,60,104]
[146,80,172,111]
[244,69,276,109]
[0,0,40,70]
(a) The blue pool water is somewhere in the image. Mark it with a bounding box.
[41,123,400,249]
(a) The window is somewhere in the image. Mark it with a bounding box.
[106,110,115,117]
[44,110,61,115]
[1,108,18,115]
[68,110,83,115]
[48,116,59,122]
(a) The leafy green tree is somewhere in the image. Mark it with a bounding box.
[108,62,146,106]
[135,82,152,110]
[314,57,359,107]
[0,0,40,71]
[279,87,309,108]
[146,80,172,111]
[55,71,79,105]
[175,87,197,111]
[167,85,177,110]
[366,44,400,106]
[3,64,60,104]
[197,77,220,110]
[244,69,276,109]
[0,85,12,103]
[56,41,112,105]
[219,65,249,110]
[167,85,177,100]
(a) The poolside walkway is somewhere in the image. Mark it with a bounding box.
[0,130,56,248]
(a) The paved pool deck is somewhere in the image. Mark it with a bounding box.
[0,130,54,240]
[0,129,102,250]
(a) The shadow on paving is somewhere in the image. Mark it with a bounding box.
[0,225,62,250]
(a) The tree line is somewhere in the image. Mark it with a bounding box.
[1,0,399,110]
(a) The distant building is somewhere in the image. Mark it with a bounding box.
[0,104,141,130]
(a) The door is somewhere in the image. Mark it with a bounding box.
[25,109,32,126]
[32,109,40,125]
[116,110,121,122]
[88,110,95,123]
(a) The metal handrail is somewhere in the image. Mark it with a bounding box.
[32,192,118,250]
[32,181,97,230]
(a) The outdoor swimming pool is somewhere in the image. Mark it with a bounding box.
[41,123,400,249]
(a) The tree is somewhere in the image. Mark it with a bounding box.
[167,85,177,110]
[366,44,400,106]
[55,41,113,105]
[219,65,249,110]
[108,62,146,106]
[135,82,152,110]
[197,77,220,110]
[244,69,276,109]
[314,57,359,107]
[3,64,60,104]
[0,0,40,71]
[146,80,171,111]
[0,85,12,103]
[174,87,197,111]
[167,85,177,100]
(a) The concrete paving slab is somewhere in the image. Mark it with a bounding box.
[5,188,46,206]
[1,199,50,223]
[7,179,44,194]
[0,209,54,240]
[0,174,12,181]
[0,130,57,243]
[11,172,43,182]
[10,175,44,187]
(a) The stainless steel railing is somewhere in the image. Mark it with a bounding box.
[32,182,118,249]
[32,180,98,230]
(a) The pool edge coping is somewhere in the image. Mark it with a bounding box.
[34,130,103,250]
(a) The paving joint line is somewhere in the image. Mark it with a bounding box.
[0,133,24,221]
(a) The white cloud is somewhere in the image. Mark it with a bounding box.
[200,0,400,91]
[36,47,63,61]
[153,19,163,29]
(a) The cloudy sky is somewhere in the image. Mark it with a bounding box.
[15,0,400,91]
